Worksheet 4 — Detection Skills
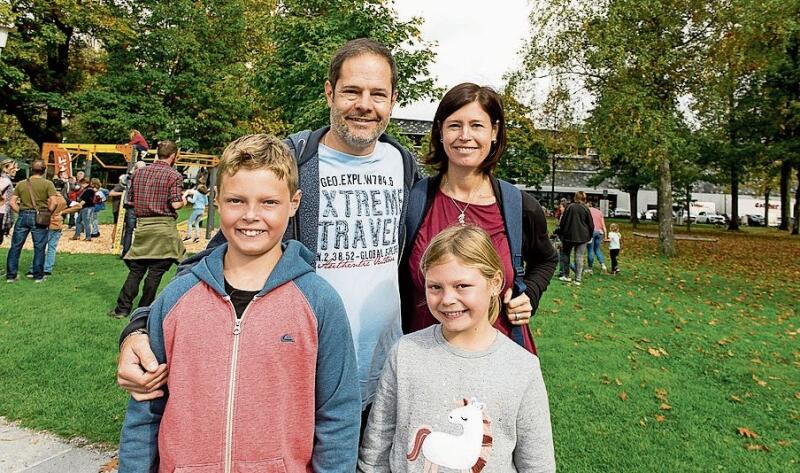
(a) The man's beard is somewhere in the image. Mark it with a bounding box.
[329,108,388,151]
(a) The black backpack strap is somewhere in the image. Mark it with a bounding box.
[405,177,429,247]
[498,180,527,347]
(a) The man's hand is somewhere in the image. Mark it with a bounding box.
[504,289,532,326]
[117,333,168,401]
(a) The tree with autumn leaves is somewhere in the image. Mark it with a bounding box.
[515,0,800,255]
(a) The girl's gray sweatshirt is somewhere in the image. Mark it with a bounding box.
[358,325,556,473]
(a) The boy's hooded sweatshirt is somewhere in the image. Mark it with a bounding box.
[119,240,360,473]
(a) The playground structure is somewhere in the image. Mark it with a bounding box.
[41,143,221,254]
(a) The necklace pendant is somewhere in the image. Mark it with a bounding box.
[458,212,466,225]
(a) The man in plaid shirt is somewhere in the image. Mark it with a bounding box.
[109,140,186,318]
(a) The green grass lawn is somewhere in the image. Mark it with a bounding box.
[0,222,797,471]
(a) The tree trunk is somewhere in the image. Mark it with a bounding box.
[728,164,740,231]
[779,159,791,230]
[657,156,676,257]
[793,165,800,235]
[764,188,770,227]
[630,187,639,229]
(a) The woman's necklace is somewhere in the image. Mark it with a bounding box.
[444,175,483,225]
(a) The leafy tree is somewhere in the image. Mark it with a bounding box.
[252,0,439,132]
[517,0,723,257]
[690,0,784,231]
[0,0,130,148]
[495,91,550,187]
[588,152,655,228]
[76,0,262,152]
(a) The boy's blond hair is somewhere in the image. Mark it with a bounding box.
[420,225,504,324]
[217,134,298,195]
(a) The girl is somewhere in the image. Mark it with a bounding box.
[608,223,622,273]
[359,225,555,473]
[183,184,208,242]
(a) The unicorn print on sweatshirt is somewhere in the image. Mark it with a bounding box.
[406,397,493,473]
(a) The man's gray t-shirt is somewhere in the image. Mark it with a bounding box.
[316,141,405,408]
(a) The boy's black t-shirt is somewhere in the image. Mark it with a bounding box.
[224,279,259,319]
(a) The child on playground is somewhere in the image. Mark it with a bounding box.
[607,223,622,273]
[183,184,208,242]
[119,134,361,473]
[358,225,555,473]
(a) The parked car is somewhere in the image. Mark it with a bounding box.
[643,209,658,220]
[746,214,765,226]
[695,211,725,225]
[613,208,631,218]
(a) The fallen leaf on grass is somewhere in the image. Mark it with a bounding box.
[737,427,758,438]
[751,374,768,387]
[648,347,669,357]
[618,391,628,401]
[583,333,594,341]
[708,319,718,325]
[777,440,791,447]
[655,388,668,401]
[615,378,622,386]
[659,403,672,410]
[718,338,731,346]
[744,444,769,452]
[795,392,800,400]
[99,458,118,472]
[730,395,742,403]
[655,415,665,422]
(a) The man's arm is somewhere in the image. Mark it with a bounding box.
[117,308,168,400]
[118,306,169,473]
[9,194,19,212]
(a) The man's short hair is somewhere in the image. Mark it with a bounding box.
[157,140,178,160]
[217,134,298,195]
[31,159,46,175]
[328,38,397,94]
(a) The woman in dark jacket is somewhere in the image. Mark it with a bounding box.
[399,83,558,354]
[557,191,594,285]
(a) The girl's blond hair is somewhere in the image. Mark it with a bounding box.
[420,225,504,324]
[609,223,619,232]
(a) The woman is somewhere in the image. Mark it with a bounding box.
[0,159,17,245]
[557,191,594,285]
[400,83,558,354]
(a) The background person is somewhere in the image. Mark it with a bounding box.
[586,201,608,273]
[400,83,557,355]
[0,159,16,245]
[608,223,622,274]
[26,192,80,277]
[182,184,208,242]
[90,177,108,238]
[5,159,57,282]
[70,178,95,241]
[128,129,149,161]
[557,191,594,286]
[108,140,185,318]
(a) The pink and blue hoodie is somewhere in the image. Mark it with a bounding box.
[119,240,361,473]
